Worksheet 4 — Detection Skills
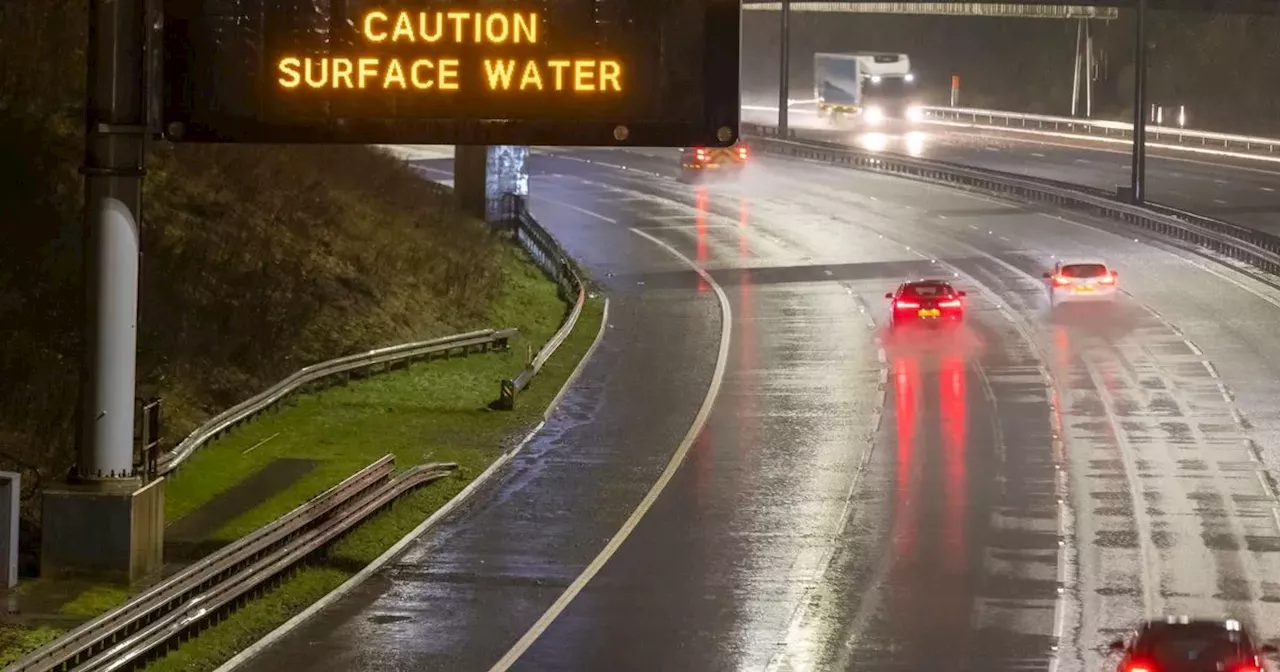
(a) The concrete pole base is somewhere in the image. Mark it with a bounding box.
[40,477,165,583]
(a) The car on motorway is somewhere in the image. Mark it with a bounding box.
[1042,257,1118,307]
[1109,617,1277,672]
[885,279,966,328]
[679,141,748,182]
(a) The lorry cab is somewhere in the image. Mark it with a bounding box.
[815,51,922,127]
[679,141,749,182]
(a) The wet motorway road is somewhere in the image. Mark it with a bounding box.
[745,110,1280,235]
[238,147,1280,671]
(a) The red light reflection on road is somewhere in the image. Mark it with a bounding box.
[738,196,750,260]
[939,356,967,572]
[694,188,710,294]
[893,356,920,560]
[1052,326,1071,373]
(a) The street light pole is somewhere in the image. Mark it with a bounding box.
[777,0,791,137]
[1129,0,1148,205]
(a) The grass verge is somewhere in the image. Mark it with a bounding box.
[144,293,603,672]
[0,239,604,667]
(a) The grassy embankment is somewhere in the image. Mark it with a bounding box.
[0,2,605,665]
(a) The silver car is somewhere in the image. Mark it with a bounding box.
[1043,258,1118,307]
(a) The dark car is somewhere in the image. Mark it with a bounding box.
[1109,617,1277,672]
[679,142,748,182]
[885,279,966,328]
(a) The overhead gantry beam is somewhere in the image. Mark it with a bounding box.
[741,0,1280,15]
[741,2,1119,18]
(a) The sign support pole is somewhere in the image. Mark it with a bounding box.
[80,0,145,482]
[42,0,164,583]
[1129,0,1148,205]
[777,0,791,137]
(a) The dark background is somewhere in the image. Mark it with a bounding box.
[741,8,1280,135]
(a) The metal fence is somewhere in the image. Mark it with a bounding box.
[921,106,1280,156]
[7,455,456,672]
[495,197,587,409]
[157,329,515,476]
[740,103,1280,159]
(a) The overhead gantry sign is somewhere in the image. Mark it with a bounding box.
[159,1,741,147]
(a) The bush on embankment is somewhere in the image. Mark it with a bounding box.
[0,1,507,511]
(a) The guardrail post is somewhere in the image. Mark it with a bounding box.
[138,396,162,481]
[497,379,516,411]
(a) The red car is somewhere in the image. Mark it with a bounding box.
[679,142,748,182]
[886,279,966,328]
[1109,617,1276,672]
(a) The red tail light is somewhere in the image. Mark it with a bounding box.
[938,299,961,308]
[1233,665,1261,672]
[895,300,919,309]
[1052,275,1072,287]
[737,146,748,160]
[1098,272,1116,284]
[1123,664,1153,672]
[695,148,707,161]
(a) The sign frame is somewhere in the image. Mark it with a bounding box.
[157,0,743,147]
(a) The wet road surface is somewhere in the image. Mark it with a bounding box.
[237,147,1280,672]
[745,114,1280,234]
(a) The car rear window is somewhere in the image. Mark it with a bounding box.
[1135,625,1244,664]
[1061,264,1109,278]
[904,283,953,297]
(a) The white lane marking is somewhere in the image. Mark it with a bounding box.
[1257,471,1275,499]
[1214,179,1229,185]
[217,302,618,672]
[241,432,280,456]
[218,420,550,672]
[488,227,733,671]
[1074,158,1090,164]
[1032,152,1047,158]
[764,303,887,672]
[1263,187,1276,192]
[532,193,619,224]
[1213,198,1228,204]
[1159,251,1280,312]
[544,298,613,420]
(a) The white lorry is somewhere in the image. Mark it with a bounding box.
[814,52,923,128]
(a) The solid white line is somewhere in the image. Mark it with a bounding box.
[215,421,547,672]
[487,226,733,671]
[218,296,616,672]
[241,432,280,456]
[543,298,611,419]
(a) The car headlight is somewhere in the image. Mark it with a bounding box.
[906,106,924,122]
[864,106,885,125]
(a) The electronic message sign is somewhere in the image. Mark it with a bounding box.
[160,0,742,146]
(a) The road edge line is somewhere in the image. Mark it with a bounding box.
[213,297,613,672]
[486,226,733,671]
[544,297,610,419]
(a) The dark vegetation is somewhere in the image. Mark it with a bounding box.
[0,2,507,508]
[744,9,1280,135]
